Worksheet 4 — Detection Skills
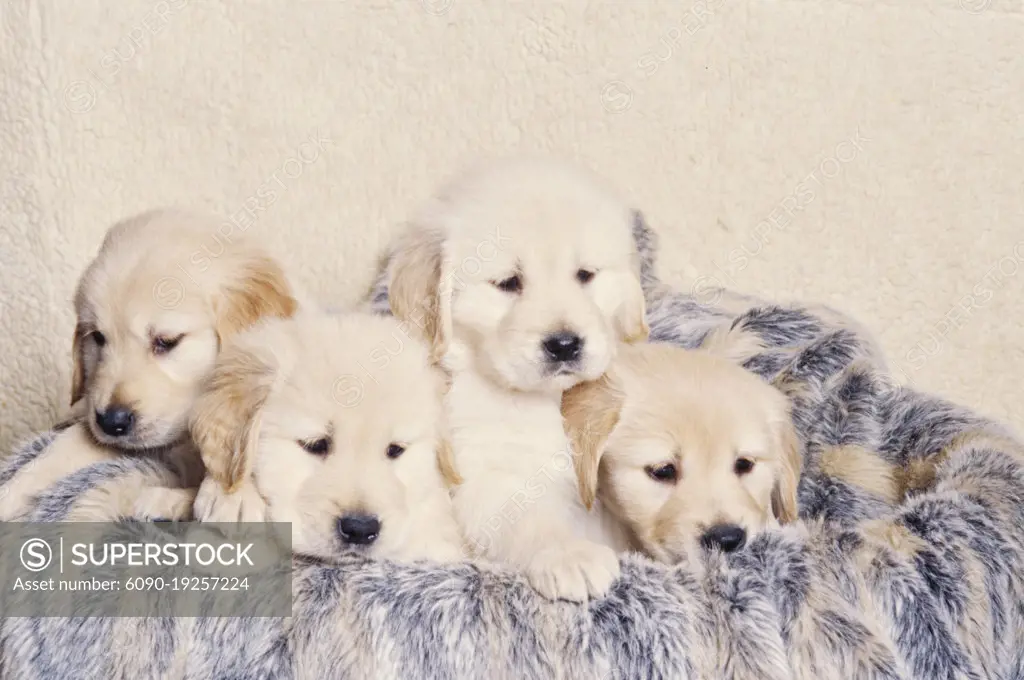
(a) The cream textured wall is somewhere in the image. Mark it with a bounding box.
[1,0,1022,453]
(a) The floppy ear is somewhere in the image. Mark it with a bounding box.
[388,225,452,362]
[614,254,649,344]
[190,344,274,499]
[70,323,88,405]
[214,254,299,343]
[618,274,649,344]
[436,435,463,489]
[770,415,803,524]
[561,372,625,510]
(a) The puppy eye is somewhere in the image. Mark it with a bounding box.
[645,463,678,483]
[576,269,595,284]
[90,331,106,348]
[386,443,406,459]
[734,457,755,475]
[493,275,523,294]
[152,334,184,355]
[300,437,332,456]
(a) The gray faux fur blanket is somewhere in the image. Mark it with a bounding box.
[2,217,1024,679]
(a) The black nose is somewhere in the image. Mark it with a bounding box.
[336,514,381,546]
[542,332,583,363]
[95,406,135,437]
[700,524,747,553]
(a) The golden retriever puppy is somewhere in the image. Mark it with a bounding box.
[189,312,465,564]
[562,342,802,563]
[72,208,305,450]
[0,209,304,519]
[388,158,648,600]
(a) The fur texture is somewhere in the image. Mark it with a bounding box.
[0,209,306,520]
[189,311,464,564]
[561,342,803,563]
[387,159,648,602]
[3,216,1023,679]
[72,208,304,451]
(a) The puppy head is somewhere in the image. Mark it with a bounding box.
[190,312,460,563]
[72,209,299,451]
[563,343,801,563]
[389,158,647,394]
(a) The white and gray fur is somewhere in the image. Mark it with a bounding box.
[2,214,1023,679]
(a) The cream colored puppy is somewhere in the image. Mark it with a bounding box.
[71,208,305,450]
[388,158,648,600]
[190,312,465,564]
[562,342,802,563]
[0,209,304,519]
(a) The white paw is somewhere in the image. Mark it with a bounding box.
[526,540,621,602]
[194,477,267,523]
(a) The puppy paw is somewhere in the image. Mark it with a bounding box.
[194,478,267,523]
[526,540,620,602]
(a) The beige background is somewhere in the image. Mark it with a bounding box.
[1,0,1022,453]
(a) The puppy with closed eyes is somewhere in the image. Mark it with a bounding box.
[562,342,802,563]
[388,158,648,600]
[190,312,465,564]
[0,209,304,520]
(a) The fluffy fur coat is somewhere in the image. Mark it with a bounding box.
[1,217,1022,679]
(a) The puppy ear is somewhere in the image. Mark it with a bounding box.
[430,368,461,488]
[70,323,88,405]
[561,372,625,510]
[214,254,299,343]
[388,226,451,362]
[190,344,274,498]
[616,264,649,344]
[770,416,802,524]
[436,435,463,488]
